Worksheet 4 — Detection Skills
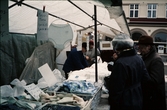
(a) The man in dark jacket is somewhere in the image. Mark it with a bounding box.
[62,42,88,79]
[108,33,150,110]
[138,35,166,110]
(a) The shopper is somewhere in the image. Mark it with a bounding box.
[62,42,88,79]
[108,33,150,110]
[88,32,94,40]
[107,52,118,72]
[85,40,100,66]
[138,35,166,110]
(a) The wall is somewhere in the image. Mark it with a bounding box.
[123,0,167,18]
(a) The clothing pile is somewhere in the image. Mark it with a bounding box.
[57,80,98,95]
[0,83,88,110]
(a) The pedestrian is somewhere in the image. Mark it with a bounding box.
[62,42,88,79]
[88,32,94,40]
[107,52,118,72]
[85,40,101,66]
[137,35,166,110]
[108,33,150,110]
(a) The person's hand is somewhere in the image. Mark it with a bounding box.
[113,53,118,60]
[85,56,90,60]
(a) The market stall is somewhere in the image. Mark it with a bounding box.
[1,0,127,85]
[0,62,104,110]
[0,40,109,110]
[1,0,126,109]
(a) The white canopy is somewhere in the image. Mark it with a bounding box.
[9,0,127,38]
[2,0,130,84]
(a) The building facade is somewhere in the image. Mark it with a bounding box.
[122,0,167,58]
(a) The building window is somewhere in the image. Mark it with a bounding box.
[132,32,142,41]
[130,28,147,41]
[147,4,157,18]
[130,4,139,18]
[153,31,167,54]
[154,32,167,42]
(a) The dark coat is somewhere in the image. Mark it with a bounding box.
[63,48,88,75]
[141,46,166,110]
[108,49,150,110]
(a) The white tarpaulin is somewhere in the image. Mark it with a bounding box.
[9,0,123,37]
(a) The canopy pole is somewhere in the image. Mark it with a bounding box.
[94,5,98,82]
[9,0,24,9]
